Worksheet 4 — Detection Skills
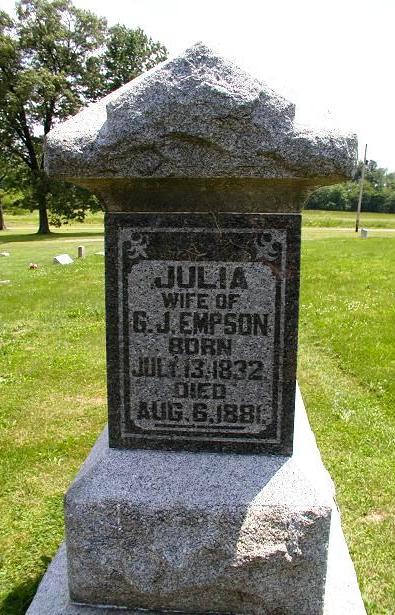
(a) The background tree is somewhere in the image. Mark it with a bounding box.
[0,154,28,230]
[101,25,167,94]
[305,161,395,213]
[0,0,167,234]
[0,0,107,233]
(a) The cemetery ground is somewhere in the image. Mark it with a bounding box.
[0,211,394,615]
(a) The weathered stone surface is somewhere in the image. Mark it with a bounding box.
[61,387,335,614]
[105,212,300,455]
[44,43,357,185]
[25,505,367,615]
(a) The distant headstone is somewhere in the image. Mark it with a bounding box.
[361,228,368,238]
[94,251,104,256]
[28,43,364,615]
[77,245,86,258]
[0,252,10,257]
[0,280,11,285]
[53,254,73,265]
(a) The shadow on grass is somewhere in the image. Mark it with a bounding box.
[0,231,104,244]
[0,557,50,615]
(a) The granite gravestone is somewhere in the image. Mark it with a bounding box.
[26,43,366,615]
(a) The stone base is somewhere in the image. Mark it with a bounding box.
[26,505,366,615]
[27,387,366,614]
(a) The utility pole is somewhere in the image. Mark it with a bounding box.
[355,143,368,233]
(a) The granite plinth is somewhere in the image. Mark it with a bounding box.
[65,386,333,613]
[26,387,366,615]
[26,507,366,615]
[105,212,300,455]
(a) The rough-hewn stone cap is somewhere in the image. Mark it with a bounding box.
[44,43,357,183]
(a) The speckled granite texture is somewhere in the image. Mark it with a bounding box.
[64,386,334,613]
[44,43,357,184]
[26,388,366,615]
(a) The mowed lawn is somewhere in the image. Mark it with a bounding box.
[0,211,394,614]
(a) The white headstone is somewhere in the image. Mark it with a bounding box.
[361,228,368,238]
[0,252,10,257]
[53,254,74,265]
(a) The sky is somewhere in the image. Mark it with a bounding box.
[2,0,394,170]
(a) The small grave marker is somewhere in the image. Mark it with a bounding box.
[53,254,73,265]
[77,245,85,258]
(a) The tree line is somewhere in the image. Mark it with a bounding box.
[0,0,167,233]
[305,161,395,213]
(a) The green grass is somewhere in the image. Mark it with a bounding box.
[303,209,395,228]
[0,226,106,614]
[0,212,394,614]
[1,211,104,235]
[298,236,395,613]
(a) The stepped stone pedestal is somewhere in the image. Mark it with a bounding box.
[27,43,365,614]
[27,388,365,614]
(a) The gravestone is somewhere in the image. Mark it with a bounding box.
[27,44,365,614]
[77,245,86,258]
[53,253,73,265]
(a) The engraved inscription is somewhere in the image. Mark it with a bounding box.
[121,250,285,443]
[106,214,300,453]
